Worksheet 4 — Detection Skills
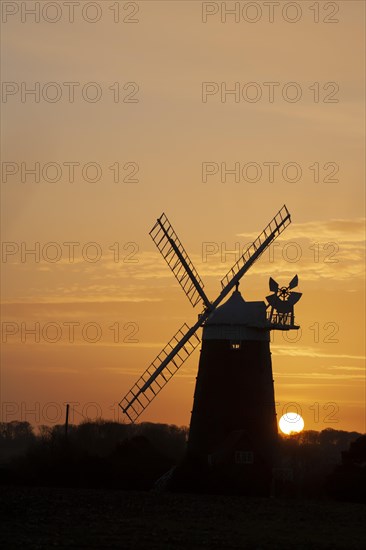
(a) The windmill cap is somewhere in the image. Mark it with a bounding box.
[206,289,267,327]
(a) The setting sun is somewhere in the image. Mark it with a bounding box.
[279,413,305,435]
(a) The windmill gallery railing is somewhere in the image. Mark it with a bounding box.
[266,311,297,329]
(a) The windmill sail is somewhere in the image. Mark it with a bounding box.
[220,205,291,292]
[120,323,201,422]
[119,205,297,424]
[150,213,210,308]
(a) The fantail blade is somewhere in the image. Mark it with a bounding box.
[287,291,302,306]
[269,277,279,292]
[289,275,299,289]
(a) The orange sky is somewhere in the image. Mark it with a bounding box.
[1,1,365,433]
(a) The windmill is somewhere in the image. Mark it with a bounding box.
[119,205,302,493]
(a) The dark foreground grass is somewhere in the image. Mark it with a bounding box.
[1,486,365,549]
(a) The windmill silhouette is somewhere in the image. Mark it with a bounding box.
[119,205,302,493]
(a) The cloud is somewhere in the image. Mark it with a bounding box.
[326,365,365,371]
[276,372,364,381]
[237,217,365,243]
[272,345,365,361]
[3,217,364,303]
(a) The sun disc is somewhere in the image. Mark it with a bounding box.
[279,412,305,435]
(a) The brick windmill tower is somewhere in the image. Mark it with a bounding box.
[119,205,302,494]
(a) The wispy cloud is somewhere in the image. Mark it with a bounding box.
[272,345,365,361]
[3,218,364,303]
[276,372,364,381]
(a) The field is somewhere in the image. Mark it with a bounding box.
[1,487,365,549]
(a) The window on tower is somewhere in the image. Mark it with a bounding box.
[235,451,254,464]
[230,341,241,350]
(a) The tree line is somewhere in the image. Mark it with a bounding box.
[0,420,364,501]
